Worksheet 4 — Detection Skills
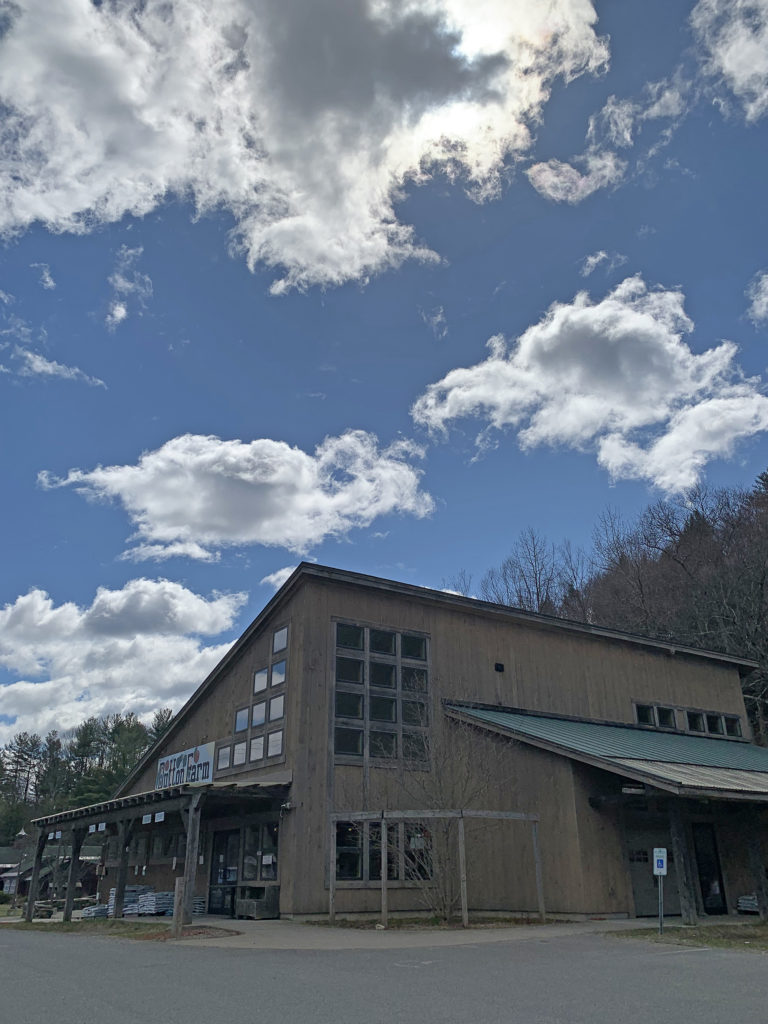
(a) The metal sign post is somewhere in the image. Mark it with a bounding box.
[653,847,667,935]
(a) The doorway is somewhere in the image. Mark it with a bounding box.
[208,829,241,916]
[625,825,682,917]
[692,823,727,915]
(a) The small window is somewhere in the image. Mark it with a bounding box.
[271,660,286,687]
[335,691,363,719]
[267,730,283,757]
[233,741,247,766]
[402,666,427,692]
[636,704,654,726]
[335,727,363,756]
[254,667,268,693]
[724,716,742,738]
[337,623,364,649]
[687,711,705,732]
[401,634,426,660]
[273,626,288,653]
[269,694,285,721]
[403,731,428,761]
[336,656,364,684]
[402,700,428,726]
[370,661,396,688]
[252,701,266,727]
[370,696,397,723]
[235,708,249,733]
[249,736,264,761]
[370,730,397,758]
[217,746,231,770]
[707,714,724,735]
[370,629,396,655]
[657,707,676,729]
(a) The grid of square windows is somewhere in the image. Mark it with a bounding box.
[333,622,429,764]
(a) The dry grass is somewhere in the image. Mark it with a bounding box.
[616,919,768,953]
[0,919,238,941]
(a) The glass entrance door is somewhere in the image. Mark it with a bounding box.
[208,829,241,916]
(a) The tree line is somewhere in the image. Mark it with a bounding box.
[448,471,768,742]
[0,709,172,845]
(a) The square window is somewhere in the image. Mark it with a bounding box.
[337,623,364,649]
[401,633,426,660]
[254,667,268,693]
[370,730,397,758]
[273,626,288,653]
[402,700,428,726]
[370,696,397,722]
[270,694,284,721]
[233,741,247,766]
[657,707,676,729]
[370,661,396,688]
[217,746,231,770]
[249,736,264,761]
[336,656,364,684]
[402,666,428,692]
[335,691,363,719]
[370,629,396,655]
[235,708,249,732]
[271,660,286,686]
[335,726,363,756]
[636,704,654,726]
[267,730,283,757]
[252,701,266,727]
[707,714,724,735]
[724,716,742,738]
[687,711,705,732]
[403,731,428,761]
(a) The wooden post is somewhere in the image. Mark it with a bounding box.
[329,819,336,925]
[172,876,185,938]
[24,830,48,922]
[669,803,698,926]
[457,815,468,928]
[380,819,388,929]
[181,792,203,924]
[531,821,546,922]
[62,829,86,923]
[744,808,768,921]
[112,819,135,919]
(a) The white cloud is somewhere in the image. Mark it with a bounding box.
[747,270,768,324]
[40,430,434,559]
[579,250,627,277]
[0,0,608,292]
[0,288,13,305]
[259,566,298,591]
[31,262,55,289]
[0,578,246,746]
[14,346,106,387]
[105,245,152,329]
[412,275,768,491]
[692,0,768,121]
[527,148,626,203]
[420,305,448,338]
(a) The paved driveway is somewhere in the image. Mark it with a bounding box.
[2,925,766,1024]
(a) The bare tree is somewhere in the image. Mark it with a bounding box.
[480,528,562,613]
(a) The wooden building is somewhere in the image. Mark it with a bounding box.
[30,563,768,923]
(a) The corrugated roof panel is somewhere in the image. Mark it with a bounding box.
[453,706,768,770]
[614,759,768,794]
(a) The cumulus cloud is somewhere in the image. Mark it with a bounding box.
[259,566,298,591]
[692,0,768,121]
[14,346,106,387]
[412,275,768,491]
[0,0,608,292]
[40,430,434,559]
[747,270,768,324]
[105,245,153,329]
[0,578,246,746]
[31,262,55,289]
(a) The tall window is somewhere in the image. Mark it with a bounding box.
[333,622,429,764]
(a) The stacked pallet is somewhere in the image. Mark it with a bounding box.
[81,903,109,919]
[737,894,759,914]
[106,884,152,917]
[137,891,175,916]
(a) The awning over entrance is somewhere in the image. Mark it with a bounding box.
[446,704,768,801]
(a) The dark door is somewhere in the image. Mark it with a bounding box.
[208,829,241,916]
[692,823,727,915]
[624,826,681,917]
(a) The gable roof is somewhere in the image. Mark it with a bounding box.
[115,562,757,798]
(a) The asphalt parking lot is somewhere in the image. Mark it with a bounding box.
[2,924,766,1024]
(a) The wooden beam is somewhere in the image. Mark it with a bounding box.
[531,821,546,922]
[181,792,204,923]
[62,829,86,923]
[172,876,185,938]
[380,819,388,929]
[111,819,135,919]
[669,803,698,926]
[457,815,468,928]
[24,830,47,922]
[329,820,337,925]
[744,808,768,921]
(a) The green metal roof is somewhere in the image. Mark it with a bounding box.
[450,706,768,771]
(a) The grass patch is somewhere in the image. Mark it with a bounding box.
[615,920,768,953]
[0,919,238,941]
[307,915,550,930]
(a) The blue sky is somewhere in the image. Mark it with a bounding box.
[1,0,767,743]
